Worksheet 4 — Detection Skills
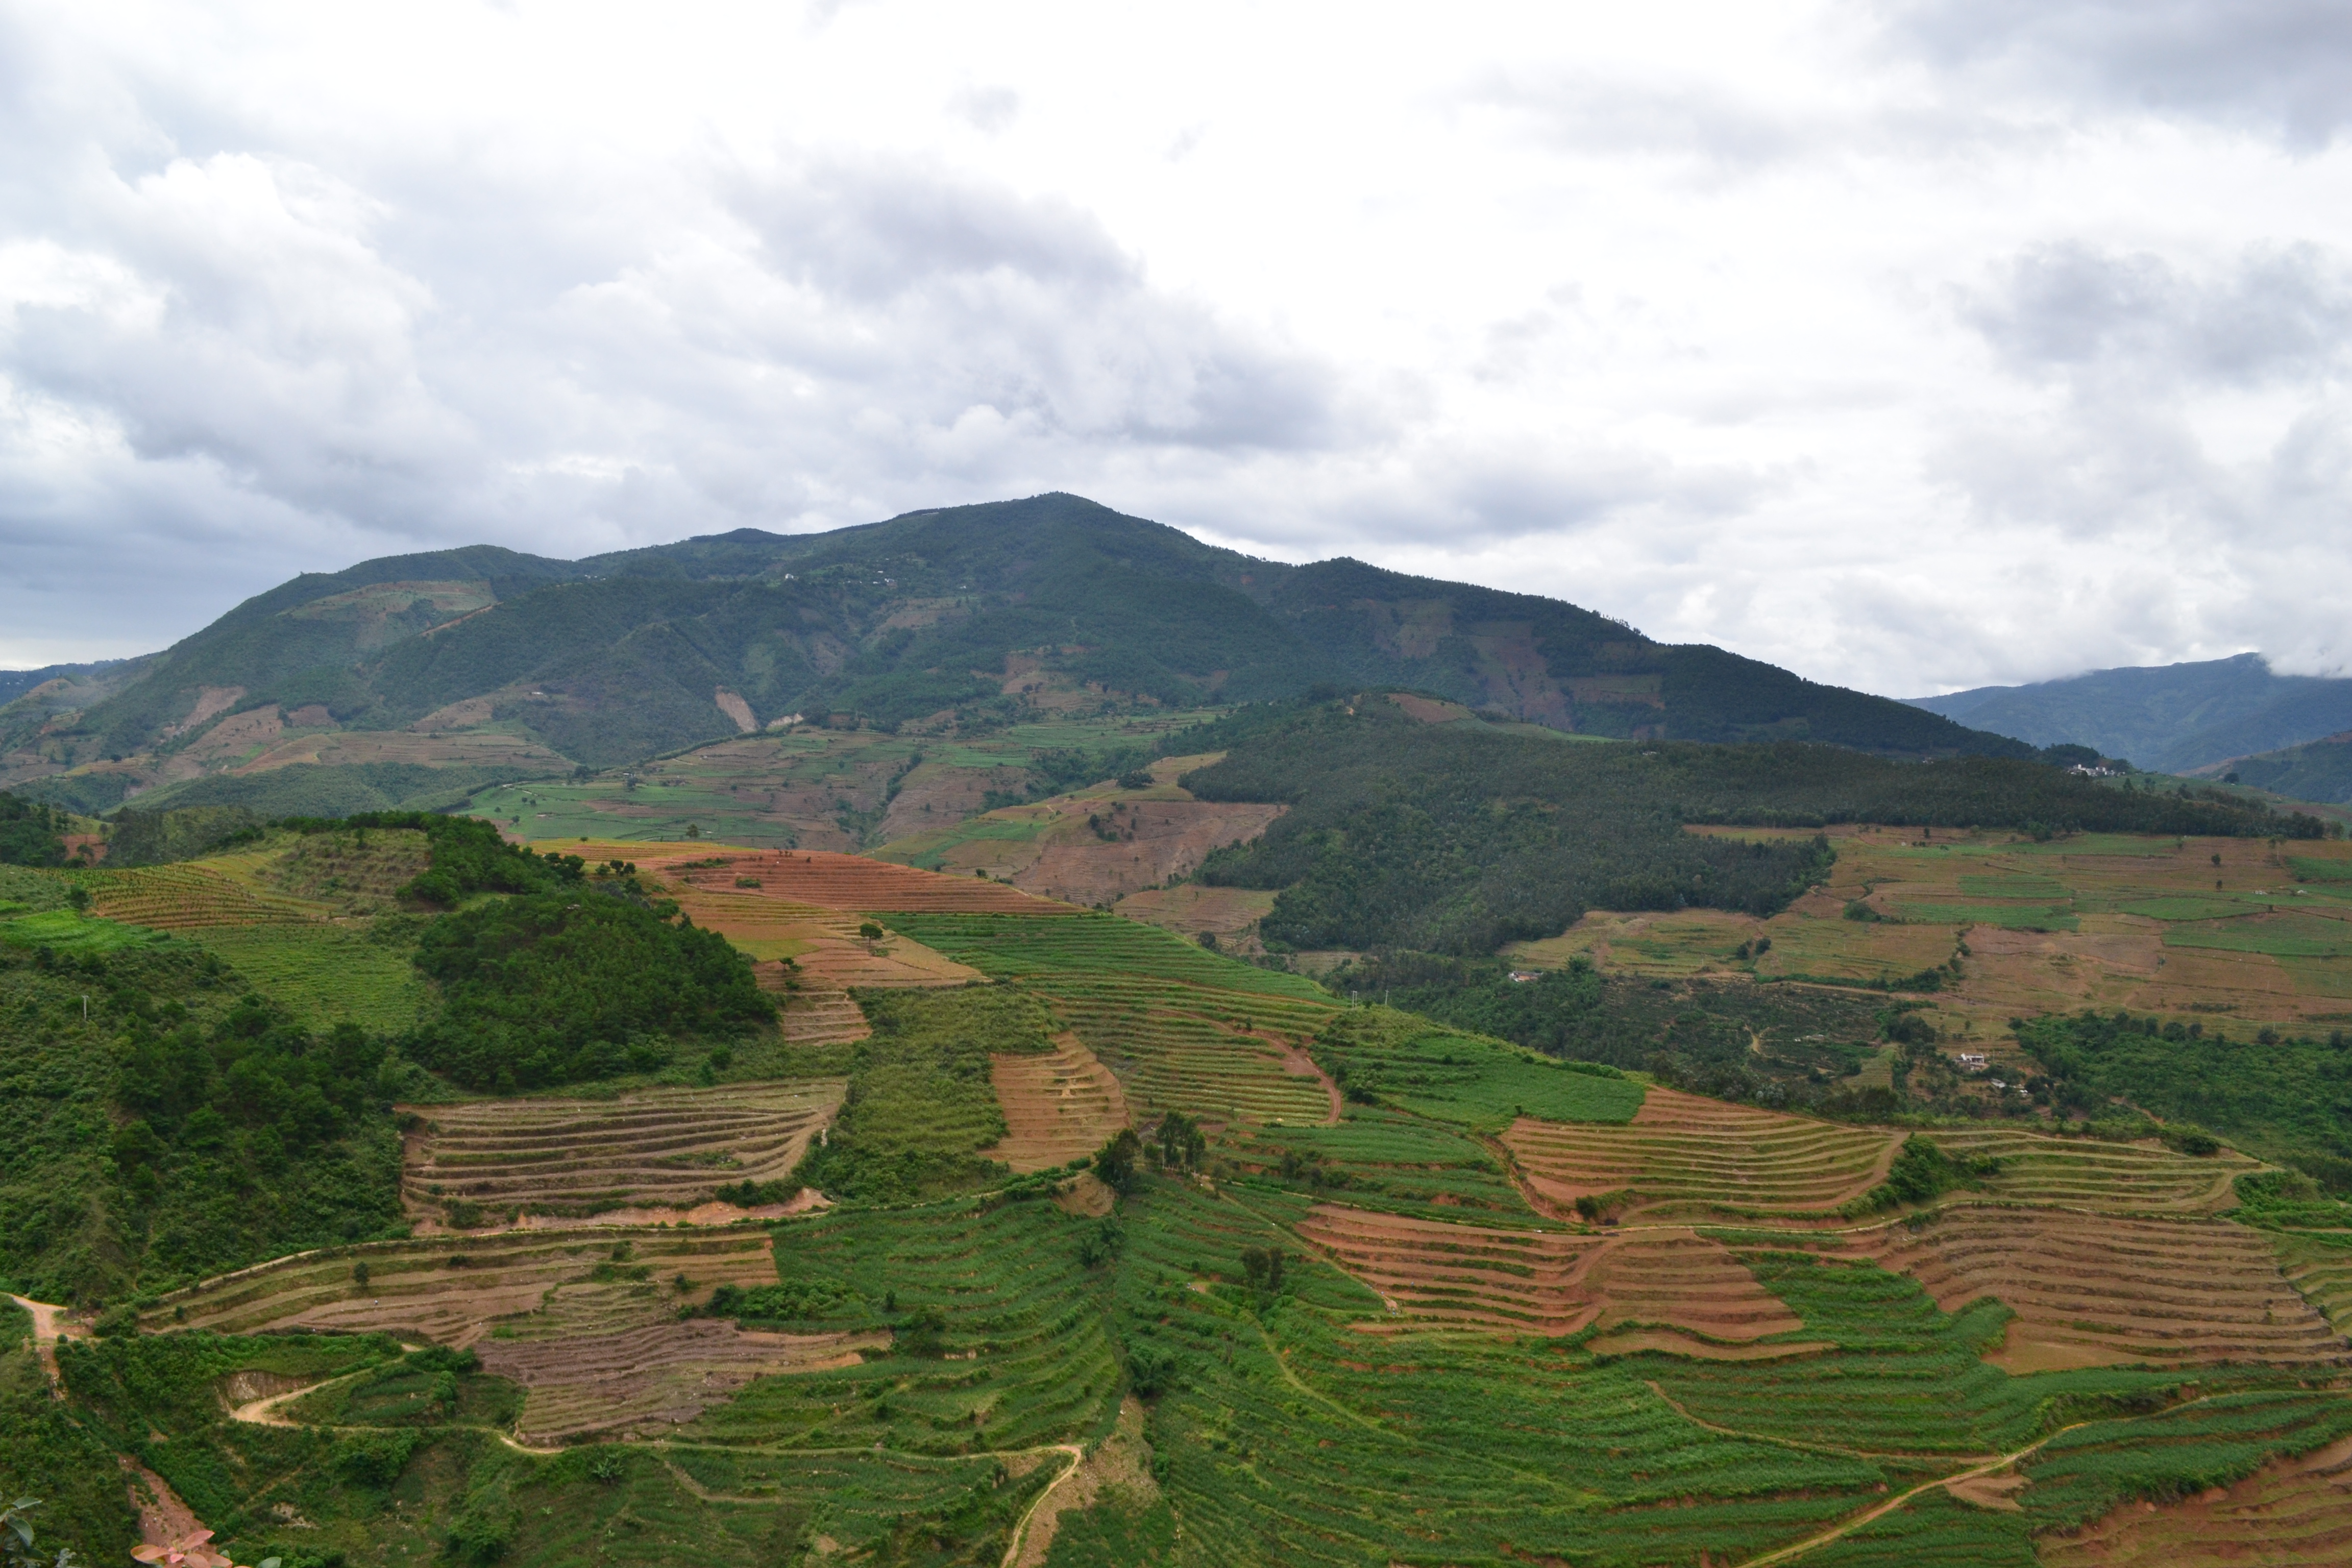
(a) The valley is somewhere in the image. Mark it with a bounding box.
[5,501,2352,1567]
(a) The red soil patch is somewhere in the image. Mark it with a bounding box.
[1294,1206,1803,1342]
[982,1033,1131,1173]
[653,848,1068,914]
[1012,800,1288,906]
[59,834,106,864]
[762,977,873,1046]
[479,1319,885,1443]
[657,874,986,987]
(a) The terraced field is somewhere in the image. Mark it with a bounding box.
[767,980,872,1045]
[146,1227,780,1345]
[1501,1085,1900,1219]
[1536,824,2352,1038]
[1929,1125,2257,1214]
[479,1317,885,1444]
[399,1081,845,1221]
[2276,1231,2352,1334]
[660,847,1068,915]
[1293,1205,1807,1344]
[661,878,983,987]
[2039,1432,2352,1565]
[1839,1208,2349,1370]
[980,1032,1130,1172]
[85,860,328,929]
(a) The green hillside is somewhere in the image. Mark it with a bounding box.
[2,495,2032,818]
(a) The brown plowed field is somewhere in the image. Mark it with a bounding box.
[1011,801,1289,906]
[652,848,1068,914]
[2040,1433,2352,1565]
[981,1033,1130,1172]
[1835,1209,2351,1369]
[479,1318,884,1443]
[1293,1206,1803,1343]
[399,1082,844,1220]
[147,1228,779,1347]
[2276,1233,2352,1334]
[1502,1087,1900,1219]
[656,873,985,987]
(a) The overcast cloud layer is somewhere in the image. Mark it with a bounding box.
[3,0,2350,696]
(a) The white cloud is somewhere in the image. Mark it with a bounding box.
[0,0,2347,701]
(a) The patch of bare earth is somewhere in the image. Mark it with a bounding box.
[1009,1396,1159,1568]
[479,1319,885,1444]
[982,1034,1131,1172]
[400,1082,844,1223]
[654,847,1067,914]
[1010,800,1287,906]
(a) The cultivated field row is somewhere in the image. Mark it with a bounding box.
[2039,1433,2352,1566]
[981,1033,1131,1172]
[1294,1205,1804,1342]
[144,1227,780,1346]
[399,1081,845,1217]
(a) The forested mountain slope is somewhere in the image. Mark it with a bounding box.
[3,495,2029,813]
[1910,652,2352,773]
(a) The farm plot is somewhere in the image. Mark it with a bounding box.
[399,1081,845,1220]
[146,1227,780,1346]
[86,861,329,929]
[889,910,1334,1000]
[2276,1231,2352,1334]
[1501,1086,1900,1220]
[680,1196,1125,1458]
[1046,979,1335,1126]
[2039,1432,2352,1566]
[1227,1109,1539,1218]
[660,879,983,988]
[766,979,872,1046]
[1293,1205,1807,1345]
[663,848,1069,915]
[180,921,428,1032]
[478,1317,885,1444]
[979,1032,1130,1172]
[1926,1126,2256,1214]
[1839,1208,2349,1370]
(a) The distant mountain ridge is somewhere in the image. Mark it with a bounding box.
[2,494,2028,813]
[1907,652,2352,774]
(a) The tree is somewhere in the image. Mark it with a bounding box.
[1093,1129,1142,1192]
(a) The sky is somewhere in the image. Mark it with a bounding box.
[3,1,2350,697]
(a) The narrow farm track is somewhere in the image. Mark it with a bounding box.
[8,1294,77,1389]
[400,1081,845,1217]
[996,1444,1086,1568]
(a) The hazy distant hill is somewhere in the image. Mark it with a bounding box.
[1908,652,2352,774]
[2,494,2027,812]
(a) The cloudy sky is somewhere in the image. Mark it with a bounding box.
[3,1,2349,696]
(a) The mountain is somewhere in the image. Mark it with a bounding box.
[1907,652,2352,773]
[1,494,2030,814]
[2204,729,2352,802]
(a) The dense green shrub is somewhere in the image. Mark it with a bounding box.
[404,890,772,1090]
[0,792,67,867]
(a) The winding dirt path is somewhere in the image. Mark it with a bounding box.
[9,1294,77,1391]
[1279,1047,1343,1126]
[996,1444,1085,1568]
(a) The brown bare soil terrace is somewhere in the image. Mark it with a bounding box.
[2040,1433,2352,1565]
[1502,1086,1901,1219]
[479,1317,884,1444]
[1293,1205,1804,1343]
[658,878,983,989]
[145,1228,779,1348]
[87,862,328,930]
[1835,1208,2351,1370]
[652,847,1069,915]
[399,1081,844,1221]
[981,1033,1131,1173]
